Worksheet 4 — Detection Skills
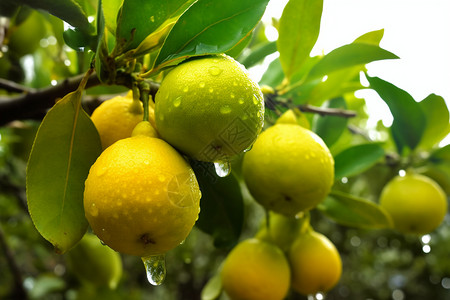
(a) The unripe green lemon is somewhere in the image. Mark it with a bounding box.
[83,134,201,257]
[221,238,291,300]
[65,234,122,289]
[242,123,334,216]
[379,173,447,235]
[289,230,342,295]
[155,54,264,162]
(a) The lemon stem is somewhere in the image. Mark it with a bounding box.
[139,82,151,122]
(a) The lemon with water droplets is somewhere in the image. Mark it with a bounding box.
[83,127,201,257]
[242,123,334,216]
[155,54,264,162]
[91,94,157,149]
[379,172,447,235]
[221,238,291,300]
[289,230,342,295]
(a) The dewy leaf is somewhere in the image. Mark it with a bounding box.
[14,0,92,31]
[154,0,269,68]
[307,44,399,81]
[26,72,102,254]
[277,0,323,80]
[334,143,385,179]
[367,75,426,154]
[418,94,450,149]
[117,0,194,52]
[192,161,244,249]
[318,191,393,229]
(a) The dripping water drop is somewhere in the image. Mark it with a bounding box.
[142,254,166,286]
[214,161,231,177]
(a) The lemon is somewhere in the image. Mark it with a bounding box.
[289,230,342,295]
[83,134,201,257]
[242,123,334,216]
[379,173,447,235]
[155,54,264,162]
[91,95,157,149]
[65,233,122,289]
[255,211,303,252]
[221,238,290,300]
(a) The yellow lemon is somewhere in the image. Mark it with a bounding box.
[155,54,264,162]
[65,233,122,289]
[221,238,290,300]
[91,95,157,149]
[379,173,447,235]
[83,135,201,257]
[242,124,334,216]
[289,230,342,295]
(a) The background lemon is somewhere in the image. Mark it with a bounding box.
[65,233,122,289]
[242,123,334,216]
[379,173,447,235]
[83,135,201,257]
[155,54,264,162]
[289,230,342,295]
[91,95,156,149]
[221,238,290,300]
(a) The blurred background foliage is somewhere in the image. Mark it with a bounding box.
[1,0,450,299]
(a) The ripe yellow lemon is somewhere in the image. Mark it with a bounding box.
[242,123,334,216]
[83,135,201,257]
[221,238,291,300]
[379,173,447,235]
[289,230,342,295]
[155,54,264,162]
[91,95,157,149]
[65,233,122,289]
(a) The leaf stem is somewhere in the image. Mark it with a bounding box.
[139,82,151,122]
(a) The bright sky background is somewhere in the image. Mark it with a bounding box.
[257,0,450,144]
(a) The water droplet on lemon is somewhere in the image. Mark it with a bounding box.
[173,96,182,107]
[214,160,231,177]
[220,105,232,114]
[142,254,166,286]
[208,66,222,76]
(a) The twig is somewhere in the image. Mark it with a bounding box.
[0,78,34,93]
[0,72,101,126]
[298,104,357,118]
[0,224,28,300]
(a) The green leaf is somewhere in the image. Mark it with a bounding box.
[277,0,323,80]
[353,28,385,45]
[430,144,450,164]
[117,0,194,52]
[318,191,393,229]
[192,161,244,249]
[239,41,277,68]
[418,94,450,148]
[313,97,348,147]
[367,75,426,154]
[334,143,385,179]
[307,44,399,81]
[259,58,284,87]
[154,0,269,68]
[26,76,102,254]
[12,0,92,31]
[226,33,253,59]
[201,273,223,300]
[102,0,123,34]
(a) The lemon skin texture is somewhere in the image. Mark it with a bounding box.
[221,238,291,300]
[91,95,156,149]
[155,55,264,162]
[242,124,334,216]
[83,135,201,257]
[289,231,342,295]
[379,173,447,235]
[65,234,122,289]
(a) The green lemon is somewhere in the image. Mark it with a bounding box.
[155,54,264,162]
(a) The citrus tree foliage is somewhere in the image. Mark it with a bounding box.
[0,0,449,299]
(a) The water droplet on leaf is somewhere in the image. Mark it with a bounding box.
[142,254,166,286]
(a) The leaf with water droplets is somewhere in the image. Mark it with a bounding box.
[26,75,102,254]
[154,0,270,68]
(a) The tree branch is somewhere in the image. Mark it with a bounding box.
[0,78,34,94]
[0,72,101,126]
[298,104,357,118]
